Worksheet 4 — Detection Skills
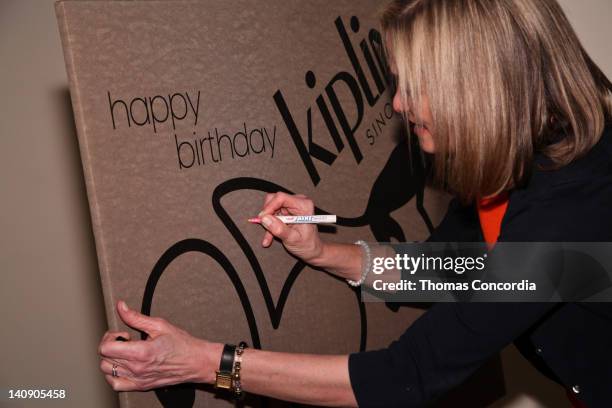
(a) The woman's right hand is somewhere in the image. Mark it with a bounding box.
[258,192,326,266]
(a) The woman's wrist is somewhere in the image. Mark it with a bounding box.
[307,240,330,268]
[195,341,224,384]
[309,242,362,282]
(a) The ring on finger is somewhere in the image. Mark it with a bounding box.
[112,364,119,378]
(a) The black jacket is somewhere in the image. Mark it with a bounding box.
[348,124,612,407]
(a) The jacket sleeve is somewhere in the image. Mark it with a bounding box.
[424,197,482,243]
[348,302,557,407]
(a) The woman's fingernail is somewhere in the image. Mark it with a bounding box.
[120,301,128,311]
[258,211,265,218]
[261,215,272,227]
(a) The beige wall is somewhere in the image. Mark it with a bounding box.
[559,0,612,79]
[0,1,117,407]
[0,1,609,407]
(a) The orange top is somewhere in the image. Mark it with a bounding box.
[476,192,509,247]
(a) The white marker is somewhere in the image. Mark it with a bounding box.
[248,214,337,224]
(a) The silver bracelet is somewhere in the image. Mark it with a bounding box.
[347,240,372,287]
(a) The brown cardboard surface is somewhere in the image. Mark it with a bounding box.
[55,1,501,407]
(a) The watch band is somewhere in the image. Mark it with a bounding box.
[219,344,236,372]
[215,344,236,390]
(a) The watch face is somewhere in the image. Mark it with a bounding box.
[215,372,233,390]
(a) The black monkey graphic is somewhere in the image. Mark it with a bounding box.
[139,138,433,407]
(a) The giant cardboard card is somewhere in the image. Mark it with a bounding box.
[55,1,502,407]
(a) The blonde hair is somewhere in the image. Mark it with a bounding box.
[380,0,612,203]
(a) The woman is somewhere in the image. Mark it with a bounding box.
[98,0,612,406]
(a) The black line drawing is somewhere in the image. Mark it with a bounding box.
[139,137,433,407]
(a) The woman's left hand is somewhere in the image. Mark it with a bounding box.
[98,300,218,391]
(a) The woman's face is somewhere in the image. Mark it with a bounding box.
[390,74,436,153]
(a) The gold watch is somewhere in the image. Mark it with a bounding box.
[214,344,236,390]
